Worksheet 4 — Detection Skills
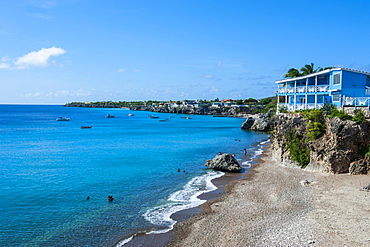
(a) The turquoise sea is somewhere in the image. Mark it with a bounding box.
[0,105,268,246]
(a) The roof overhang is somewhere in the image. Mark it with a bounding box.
[275,68,370,84]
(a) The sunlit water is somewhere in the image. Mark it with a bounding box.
[0,105,268,246]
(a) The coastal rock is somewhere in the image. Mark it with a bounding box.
[205,153,242,173]
[241,117,255,129]
[241,109,273,131]
[250,117,270,131]
[349,159,369,175]
[362,183,370,191]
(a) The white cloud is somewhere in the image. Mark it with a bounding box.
[14,47,66,68]
[2,55,10,62]
[117,68,126,72]
[133,69,140,72]
[29,12,54,20]
[29,0,57,9]
[0,63,9,69]
[23,89,92,99]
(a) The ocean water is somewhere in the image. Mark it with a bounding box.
[0,105,268,246]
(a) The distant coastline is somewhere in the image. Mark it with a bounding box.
[64,97,276,117]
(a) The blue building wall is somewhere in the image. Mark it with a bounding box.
[277,68,370,110]
[341,71,367,97]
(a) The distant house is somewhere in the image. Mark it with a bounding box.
[276,68,370,111]
[211,102,223,108]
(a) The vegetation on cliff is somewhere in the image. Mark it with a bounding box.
[271,104,370,174]
[286,131,310,168]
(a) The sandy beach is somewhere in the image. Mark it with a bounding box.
[167,143,370,246]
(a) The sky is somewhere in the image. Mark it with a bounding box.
[1,0,370,104]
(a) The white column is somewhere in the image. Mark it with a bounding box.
[294,81,297,111]
[305,78,308,109]
[314,76,317,109]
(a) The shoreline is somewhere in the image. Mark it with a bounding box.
[167,144,370,246]
[119,141,266,247]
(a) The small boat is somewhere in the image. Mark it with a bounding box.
[81,126,92,129]
[159,118,170,122]
[149,115,159,119]
[106,114,115,118]
[128,113,134,116]
[56,117,70,121]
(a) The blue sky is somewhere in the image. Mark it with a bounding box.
[1,0,370,104]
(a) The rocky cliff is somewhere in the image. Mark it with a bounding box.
[270,113,370,174]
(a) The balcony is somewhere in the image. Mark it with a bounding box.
[278,103,324,111]
[343,97,370,106]
[277,85,329,94]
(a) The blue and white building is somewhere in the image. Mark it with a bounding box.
[276,68,370,111]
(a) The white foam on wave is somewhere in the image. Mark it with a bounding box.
[117,236,133,247]
[116,170,224,246]
[241,139,270,168]
[143,170,224,233]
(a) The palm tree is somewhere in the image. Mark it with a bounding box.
[300,63,322,75]
[284,68,301,78]
[284,64,335,78]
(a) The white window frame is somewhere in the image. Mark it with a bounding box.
[332,94,340,102]
[333,73,341,85]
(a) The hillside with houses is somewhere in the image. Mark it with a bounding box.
[64,97,276,117]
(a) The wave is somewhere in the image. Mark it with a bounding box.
[117,170,224,246]
[241,138,269,168]
[118,138,270,246]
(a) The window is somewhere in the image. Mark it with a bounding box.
[333,73,341,85]
[332,94,340,102]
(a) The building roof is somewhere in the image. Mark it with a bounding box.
[275,68,370,84]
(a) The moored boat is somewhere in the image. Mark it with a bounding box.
[128,113,134,116]
[106,114,115,118]
[56,117,70,121]
[81,126,92,129]
[159,118,170,122]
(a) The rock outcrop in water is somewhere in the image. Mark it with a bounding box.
[241,108,274,131]
[270,113,370,174]
[205,153,242,173]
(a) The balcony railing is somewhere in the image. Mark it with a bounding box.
[278,103,324,111]
[277,85,329,94]
[343,97,370,106]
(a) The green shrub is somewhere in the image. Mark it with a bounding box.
[278,106,288,113]
[301,110,326,140]
[286,131,310,168]
[320,103,337,116]
[352,109,366,124]
[359,145,370,158]
[328,109,352,120]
